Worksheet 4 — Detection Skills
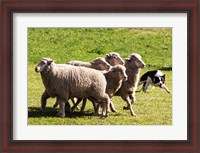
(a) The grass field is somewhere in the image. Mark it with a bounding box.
[28,28,172,125]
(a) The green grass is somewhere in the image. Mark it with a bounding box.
[28,28,172,125]
[28,28,172,70]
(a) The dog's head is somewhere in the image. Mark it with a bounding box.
[152,75,165,87]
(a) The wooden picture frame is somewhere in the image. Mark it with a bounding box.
[0,0,199,152]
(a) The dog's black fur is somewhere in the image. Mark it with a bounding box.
[138,70,171,93]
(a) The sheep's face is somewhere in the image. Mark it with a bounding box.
[112,65,128,81]
[35,58,53,72]
[126,53,145,69]
[92,58,111,71]
[105,52,124,66]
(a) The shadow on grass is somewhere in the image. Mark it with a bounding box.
[28,107,97,118]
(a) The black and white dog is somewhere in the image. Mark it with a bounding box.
[137,70,171,93]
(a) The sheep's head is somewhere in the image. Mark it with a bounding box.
[35,58,54,73]
[125,53,145,69]
[111,65,128,81]
[91,58,111,71]
[105,52,124,66]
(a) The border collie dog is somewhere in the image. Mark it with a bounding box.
[138,70,171,93]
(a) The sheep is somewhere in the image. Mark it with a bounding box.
[114,53,145,116]
[68,57,111,71]
[105,52,124,66]
[71,65,128,114]
[40,57,111,111]
[35,58,111,118]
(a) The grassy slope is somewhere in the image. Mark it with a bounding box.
[28,28,172,69]
[28,28,172,125]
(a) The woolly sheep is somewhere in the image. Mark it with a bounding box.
[114,53,145,116]
[105,52,124,66]
[41,57,111,110]
[35,58,111,117]
[71,65,128,114]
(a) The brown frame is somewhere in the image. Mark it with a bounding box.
[0,0,199,152]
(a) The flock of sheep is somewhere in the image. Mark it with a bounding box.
[35,52,145,118]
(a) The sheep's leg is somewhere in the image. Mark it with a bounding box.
[71,98,80,110]
[124,91,135,109]
[105,97,111,117]
[53,99,59,108]
[92,101,100,115]
[110,99,117,112]
[129,93,136,104]
[80,98,87,113]
[65,101,71,113]
[101,95,110,117]
[57,98,66,118]
[101,102,106,117]
[71,98,82,112]
[41,90,50,111]
[54,98,70,110]
[122,95,136,116]
[95,103,100,115]
[88,97,100,115]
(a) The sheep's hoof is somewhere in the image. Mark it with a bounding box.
[111,108,118,112]
[131,113,136,117]
[66,109,72,114]
[40,108,46,112]
[70,109,74,113]
[100,116,106,119]
[112,110,118,113]
[53,104,57,108]
[94,112,100,116]
[57,112,65,118]
[123,106,129,110]
[100,114,108,119]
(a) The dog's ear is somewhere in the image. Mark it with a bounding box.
[163,74,165,79]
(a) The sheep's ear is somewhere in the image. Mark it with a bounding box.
[106,54,111,58]
[126,58,131,62]
[47,59,53,65]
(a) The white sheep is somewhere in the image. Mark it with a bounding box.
[35,58,111,117]
[40,57,111,111]
[71,65,128,114]
[105,52,124,66]
[115,53,145,116]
